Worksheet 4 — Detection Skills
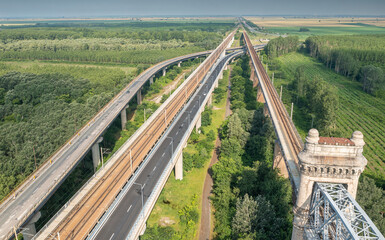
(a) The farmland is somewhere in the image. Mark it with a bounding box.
[246,17,385,40]
[267,52,385,185]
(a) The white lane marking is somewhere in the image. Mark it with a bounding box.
[153,166,157,172]
[143,183,146,188]
[127,205,132,213]
[176,131,179,135]
[162,152,165,157]
[109,233,115,240]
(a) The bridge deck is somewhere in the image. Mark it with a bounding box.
[243,31,303,192]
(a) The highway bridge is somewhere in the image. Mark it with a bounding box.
[0,32,261,239]
[26,29,238,240]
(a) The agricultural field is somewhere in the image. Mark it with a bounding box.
[268,52,385,184]
[246,17,385,40]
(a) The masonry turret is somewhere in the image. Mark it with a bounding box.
[292,129,367,239]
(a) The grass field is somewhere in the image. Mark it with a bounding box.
[145,69,230,238]
[0,60,137,87]
[269,52,385,184]
[246,17,385,40]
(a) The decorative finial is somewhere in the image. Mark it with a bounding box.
[306,128,319,144]
[351,131,365,147]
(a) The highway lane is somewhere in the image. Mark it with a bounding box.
[0,51,211,240]
[93,52,237,240]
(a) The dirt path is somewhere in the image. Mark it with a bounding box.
[198,66,232,240]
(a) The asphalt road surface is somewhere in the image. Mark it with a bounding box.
[93,52,238,240]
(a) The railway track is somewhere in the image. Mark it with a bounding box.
[46,30,236,240]
[243,31,303,164]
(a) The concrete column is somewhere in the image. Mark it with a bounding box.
[195,114,201,133]
[214,78,219,88]
[257,84,266,103]
[178,61,181,67]
[22,212,41,240]
[218,71,223,80]
[207,94,212,107]
[149,76,154,85]
[162,68,167,77]
[263,103,269,117]
[92,137,103,171]
[273,140,288,178]
[175,151,183,180]
[224,64,228,70]
[121,105,128,130]
[137,88,142,105]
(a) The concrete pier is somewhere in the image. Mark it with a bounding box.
[178,61,181,67]
[137,88,142,105]
[273,140,288,177]
[175,152,183,180]
[149,76,154,85]
[162,68,167,77]
[121,105,128,130]
[92,137,103,171]
[195,114,201,133]
[22,212,41,240]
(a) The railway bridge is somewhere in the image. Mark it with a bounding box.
[243,30,384,239]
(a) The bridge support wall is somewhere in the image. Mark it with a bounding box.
[150,76,154,85]
[91,137,103,171]
[162,68,167,77]
[22,212,41,240]
[120,105,128,130]
[178,61,181,67]
[137,88,142,105]
[257,84,265,103]
[292,129,367,240]
[273,140,289,178]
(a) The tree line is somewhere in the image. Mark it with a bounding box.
[305,35,385,98]
[292,66,339,136]
[265,36,299,58]
[212,56,293,239]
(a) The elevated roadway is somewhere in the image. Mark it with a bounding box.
[31,29,237,240]
[91,50,243,240]
[0,49,216,240]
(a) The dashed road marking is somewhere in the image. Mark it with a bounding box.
[127,205,132,213]
[109,233,115,240]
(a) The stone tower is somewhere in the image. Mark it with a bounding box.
[292,129,367,239]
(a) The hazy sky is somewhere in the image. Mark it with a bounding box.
[1,0,384,18]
